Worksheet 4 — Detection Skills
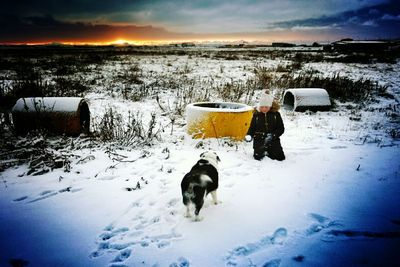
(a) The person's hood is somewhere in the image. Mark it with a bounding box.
[255,100,280,113]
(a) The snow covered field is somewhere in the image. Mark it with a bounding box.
[1,49,399,267]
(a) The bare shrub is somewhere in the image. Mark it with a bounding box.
[10,69,50,98]
[275,64,290,72]
[122,83,157,102]
[215,79,256,103]
[52,76,89,97]
[118,62,143,85]
[94,107,160,147]
[254,66,274,89]
[0,134,84,175]
[273,72,388,102]
[252,66,389,102]
[156,84,210,116]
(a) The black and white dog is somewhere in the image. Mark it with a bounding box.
[181,151,221,221]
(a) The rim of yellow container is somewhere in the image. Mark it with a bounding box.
[187,102,253,113]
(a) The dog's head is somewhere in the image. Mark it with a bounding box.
[199,151,221,169]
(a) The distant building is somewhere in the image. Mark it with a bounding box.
[181,42,196,47]
[332,40,390,53]
[271,42,296,47]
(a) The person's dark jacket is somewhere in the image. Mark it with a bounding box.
[247,101,285,160]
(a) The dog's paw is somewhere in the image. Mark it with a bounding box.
[193,215,203,222]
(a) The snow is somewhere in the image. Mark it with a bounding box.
[1,53,400,267]
[12,97,85,113]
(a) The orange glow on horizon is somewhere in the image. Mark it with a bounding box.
[1,32,333,46]
[2,38,273,46]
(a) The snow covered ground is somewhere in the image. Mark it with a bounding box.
[1,51,399,267]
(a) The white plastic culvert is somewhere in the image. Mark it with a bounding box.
[283,88,331,112]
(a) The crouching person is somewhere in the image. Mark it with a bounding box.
[245,93,285,161]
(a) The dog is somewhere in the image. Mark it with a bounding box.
[181,151,221,221]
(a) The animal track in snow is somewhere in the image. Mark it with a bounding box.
[90,226,134,259]
[112,249,132,262]
[13,187,81,204]
[91,195,183,264]
[13,196,28,202]
[304,213,342,236]
[226,227,287,266]
[322,229,400,242]
[169,257,190,267]
[28,191,59,203]
[99,227,129,241]
[167,198,180,208]
[262,258,281,267]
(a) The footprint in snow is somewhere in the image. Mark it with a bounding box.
[99,174,120,180]
[90,240,134,259]
[90,227,133,259]
[13,196,28,202]
[18,187,80,203]
[224,183,235,188]
[330,145,347,149]
[136,229,182,250]
[262,259,281,267]
[91,196,182,264]
[322,229,400,242]
[305,213,341,236]
[134,216,161,230]
[169,257,190,267]
[167,198,180,208]
[309,213,329,224]
[157,240,170,249]
[112,249,131,262]
[28,191,59,203]
[100,227,130,241]
[226,228,287,266]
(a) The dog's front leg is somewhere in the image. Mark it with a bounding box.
[194,201,204,222]
[210,190,221,205]
[185,205,192,218]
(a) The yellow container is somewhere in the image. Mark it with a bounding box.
[186,102,253,140]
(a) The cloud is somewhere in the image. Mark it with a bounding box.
[381,14,400,20]
[0,14,184,43]
[265,0,400,39]
[1,0,399,43]
[1,0,393,32]
[362,20,378,26]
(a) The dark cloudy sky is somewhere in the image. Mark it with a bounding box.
[1,0,399,44]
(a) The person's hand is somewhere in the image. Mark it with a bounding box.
[264,133,273,146]
[244,135,252,142]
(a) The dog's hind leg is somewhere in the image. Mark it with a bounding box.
[182,195,192,218]
[210,190,219,205]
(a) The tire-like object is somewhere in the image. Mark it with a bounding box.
[186,102,253,140]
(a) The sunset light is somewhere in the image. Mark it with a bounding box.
[1,0,399,44]
[0,1,399,266]
[110,39,132,45]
